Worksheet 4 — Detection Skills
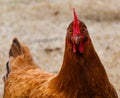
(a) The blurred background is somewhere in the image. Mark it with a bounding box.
[0,0,120,97]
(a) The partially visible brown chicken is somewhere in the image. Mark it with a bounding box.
[3,9,118,98]
[3,38,55,98]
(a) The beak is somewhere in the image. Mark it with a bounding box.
[72,35,81,45]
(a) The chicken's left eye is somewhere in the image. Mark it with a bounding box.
[69,30,72,34]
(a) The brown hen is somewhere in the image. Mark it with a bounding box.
[3,9,118,98]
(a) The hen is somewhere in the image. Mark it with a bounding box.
[3,9,118,98]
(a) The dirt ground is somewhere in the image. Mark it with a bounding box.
[0,0,120,97]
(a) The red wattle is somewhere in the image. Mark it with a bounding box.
[79,42,84,53]
[73,43,76,53]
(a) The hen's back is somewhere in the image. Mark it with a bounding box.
[3,38,54,98]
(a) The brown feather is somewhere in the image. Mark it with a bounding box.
[3,19,118,98]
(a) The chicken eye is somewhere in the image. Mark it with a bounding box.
[82,28,86,32]
[69,29,72,33]
[69,30,72,33]
[67,29,72,34]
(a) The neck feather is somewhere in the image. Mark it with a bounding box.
[50,39,109,95]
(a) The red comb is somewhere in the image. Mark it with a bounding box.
[73,8,80,35]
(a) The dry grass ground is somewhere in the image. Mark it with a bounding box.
[0,0,120,97]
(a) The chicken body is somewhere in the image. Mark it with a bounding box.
[3,9,118,98]
[3,38,56,98]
